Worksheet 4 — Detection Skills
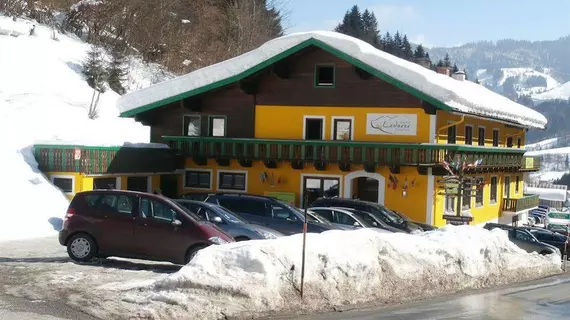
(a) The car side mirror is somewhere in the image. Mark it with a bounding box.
[353,222,361,227]
[172,219,182,227]
[287,217,298,223]
[212,216,223,223]
[372,222,378,227]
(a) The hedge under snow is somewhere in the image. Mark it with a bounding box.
[112,226,561,319]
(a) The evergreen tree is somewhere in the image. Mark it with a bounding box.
[413,44,426,58]
[436,59,445,67]
[463,68,469,80]
[452,63,459,73]
[383,32,393,54]
[443,53,451,67]
[402,35,413,60]
[83,46,107,92]
[334,5,362,38]
[475,78,480,84]
[361,9,381,48]
[393,31,403,57]
[107,42,129,95]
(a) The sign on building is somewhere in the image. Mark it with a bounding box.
[366,114,418,136]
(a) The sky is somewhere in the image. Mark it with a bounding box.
[283,0,570,48]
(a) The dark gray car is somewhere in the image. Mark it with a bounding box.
[176,200,284,241]
[484,223,561,256]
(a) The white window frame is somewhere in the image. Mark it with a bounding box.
[492,128,500,147]
[477,126,486,146]
[464,124,473,145]
[490,175,498,205]
[217,170,248,193]
[300,173,343,208]
[50,174,76,195]
[303,116,326,140]
[330,116,354,141]
[475,176,484,207]
[183,168,213,190]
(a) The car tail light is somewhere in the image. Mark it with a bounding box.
[65,207,75,220]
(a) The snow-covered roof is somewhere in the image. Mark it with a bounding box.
[526,187,568,202]
[117,31,547,129]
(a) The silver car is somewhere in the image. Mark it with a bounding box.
[176,200,284,241]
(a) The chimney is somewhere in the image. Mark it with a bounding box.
[436,66,450,76]
[415,57,432,69]
[452,71,466,81]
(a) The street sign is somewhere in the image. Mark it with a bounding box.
[443,215,473,226]
[549,212,570,220]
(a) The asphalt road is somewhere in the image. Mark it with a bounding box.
[0,294,99,320]
[295,274,570,320]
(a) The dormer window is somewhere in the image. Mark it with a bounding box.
[315,65,335,87]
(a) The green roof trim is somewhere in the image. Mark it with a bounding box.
[33,144,123,151]
[119,38,452,118]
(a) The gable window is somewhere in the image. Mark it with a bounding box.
[465,125,473,145]
[51,176,74,194]
[506,137,513,148]
[492,129,499,147]
[333,118,352,140]
[218,171,247,191]
[475,177,484,207]
[209,116,226,137]
[447,125,457,144]
[184,170,211,189]
[515,176,520,193]
[183,115,201,136]
[478,127,485,146]
[315,65,335,87]
[490,176,498,203]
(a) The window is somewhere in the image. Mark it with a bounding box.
[272,205,298,221]
[52,177,73,193]
[517,137,522,148]
[447,125,457,144]
[492,129,499,147]
[91,194,134,216]
[514,229,532,242]
[334,211,359,226]
[315,65,334,87]
[515,176,520,193]
[310,209,334,222]
[183,115,201,136]
[217,198,268,216]
[506,137,513,148]
[218,172,246,191]
[333,118,352,140]
[478,127,485,146]
[465,125,473,145]
[302,176,340,207]
[140,198,177,222]
[304,117,324,140]
[93,177,117,190]
[184,170,211,189]
[209,116,226,137]
[462,182,471,210]
[127,176,148,192]
[490,176,498,203]
[504,176,511,198]
[475,177,484,207]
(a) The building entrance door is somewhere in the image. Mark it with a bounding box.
[352,177,379,202]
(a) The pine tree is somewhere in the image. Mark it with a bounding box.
[414,44,426,58]
[463,68,469,81]
[436,59,445,67]
[82,46,107,119]
[443,53,451,68]
[107,42,129,95]
[383,32,393,54]
[475,78,480,84]
[334,5,362,38]
[361,9,381,48]
[452,63,459,73]
[402,35,413,60]
[393,31,403,57]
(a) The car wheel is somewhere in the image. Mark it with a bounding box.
[67,233,97,262]
[185,244,208,264]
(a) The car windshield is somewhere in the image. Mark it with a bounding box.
[172,201,204,222]
[278,201,310,222]
[376,206,404,224]
[213,206,246,224]
[350,210,381,227]
[306,210,332,224]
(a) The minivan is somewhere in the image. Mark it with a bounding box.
[59,190,233,265]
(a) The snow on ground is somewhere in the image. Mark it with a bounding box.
[526,146,570,156]
[0,15,168,241]
[530,171,567,183]
[74,226,562,319]
[533,81,570,102]
[527,137,559,151]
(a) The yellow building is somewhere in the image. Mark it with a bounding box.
[116,32,543,226]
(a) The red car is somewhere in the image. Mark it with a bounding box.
[59,190,233,264]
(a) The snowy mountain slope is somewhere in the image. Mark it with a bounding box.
[0,15,170,241]
[533,81,570,102]
[476,67,560,98]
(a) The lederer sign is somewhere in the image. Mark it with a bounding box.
[366,113,418,136]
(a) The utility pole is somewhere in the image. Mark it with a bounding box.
[456,168,463,217]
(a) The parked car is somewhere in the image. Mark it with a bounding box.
[205,193,339,235]
[483,223,561,256]
[309,198,433,233]
[525,227,569,257]
[179,192,211,202]
[59,190,234,264]
[309,206,403,233]
[176,199,284,241]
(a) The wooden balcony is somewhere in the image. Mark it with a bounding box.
[502,194,540,213]
[163,136,536,173]
[34,144,182,175]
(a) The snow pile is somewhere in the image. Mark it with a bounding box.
[118,31,547,129]
[0,15,164,241]
[114,226,561,319]
[533,81,570,102]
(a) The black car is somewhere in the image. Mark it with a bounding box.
[309,198,436,233]
[205,193,338,235]
[483,223,561,256]
[524,227,569,257]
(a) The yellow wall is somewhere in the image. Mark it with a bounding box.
[181,159,429,223]
[436,112,526,148]
[45,172,83,200]
[255,105,431,143]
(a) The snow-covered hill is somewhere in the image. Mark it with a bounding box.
[0,15,171,241]
[533,81,570,102]
[476,67,560,98]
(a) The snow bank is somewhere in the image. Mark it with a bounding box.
[0,15,164,241]
[114,226,561,319]
[118,31,547,129]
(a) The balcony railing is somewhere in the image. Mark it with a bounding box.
[502,194,540,212]
[34,144,181,175]
[163,136,532,170]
